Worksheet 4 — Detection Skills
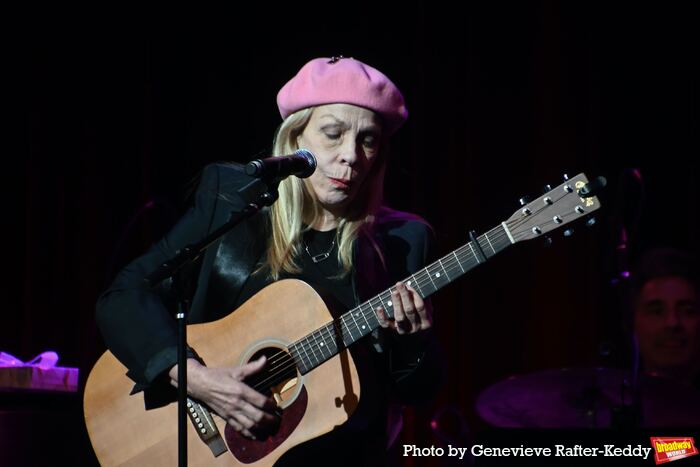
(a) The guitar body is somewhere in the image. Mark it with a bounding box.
[84,280,360,466]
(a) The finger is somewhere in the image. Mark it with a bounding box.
[401,284,423,329]
[397,282,416,315]
[407,284,434,330]
[375,307,392,328]
[237,383,277,411]
[227,417,256,440]
[231,408,258,430]
[237,355,267,379]
[238,399,279,426]
[405,284,425,314]
[390,286,407,334]
[233,356,272,406]
[396,282,420,332]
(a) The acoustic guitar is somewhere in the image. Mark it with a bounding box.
[84,173,602,466]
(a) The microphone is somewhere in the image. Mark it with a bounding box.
[245,149,316,179]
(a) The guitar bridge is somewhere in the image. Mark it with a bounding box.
[186,397,228,457]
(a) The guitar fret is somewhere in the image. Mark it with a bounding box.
[347,311,360,342]
[355,307,370,334]
[324,322,340,355]
[425,266,438,292]
[407,274,423,297]
[327,330,338,356]
[303,336,318,367]
[312,330,325,360]
[330,330,340,354]
[360,303,377,330]
[448,259,462,279]
[302,336,314,366]
[459,245,472,266]
[313,328,330,360]
[341,315,355,346]
[322,323,338,355]
[460,245,476,271]
[453,251,465,273]
[292,341,305,371]
[484,233,496,255]
[384,294,396,319]
[387,293,397,317]
[438,258,451,281]
[468,242,480,264]
[416,271,428,294]
[367,302,381,326]
[430,263,450,291]
[315,329,327,359]
[306,335,320,367]
[312,333,323,366]
[368,294,384,320]
[289,342,309,374]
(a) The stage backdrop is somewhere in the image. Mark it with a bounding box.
[6,2,697,465]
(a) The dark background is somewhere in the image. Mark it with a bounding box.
[4,2,698,466]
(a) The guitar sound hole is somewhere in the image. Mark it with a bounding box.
[245,346,300,407]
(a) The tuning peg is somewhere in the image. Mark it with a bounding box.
[586,217,597,227]
[563,173,570,181]
[544,236,553,247]
[519,196,531,206]
[563,228,574,237]
[543,184,552,193]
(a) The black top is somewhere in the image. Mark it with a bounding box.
[237,228,355,310]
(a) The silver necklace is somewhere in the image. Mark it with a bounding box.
[304,238,336,263]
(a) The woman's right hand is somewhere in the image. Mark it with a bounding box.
[169,356,279,439]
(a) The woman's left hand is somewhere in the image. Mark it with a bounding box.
[376,282,433,335]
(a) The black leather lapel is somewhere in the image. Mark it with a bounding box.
[201,209,269,321]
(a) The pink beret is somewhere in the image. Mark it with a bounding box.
[277,57,408,135]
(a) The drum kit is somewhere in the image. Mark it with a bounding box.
[476,367,700,428]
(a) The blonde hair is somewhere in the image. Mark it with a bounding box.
[264,107,388,279]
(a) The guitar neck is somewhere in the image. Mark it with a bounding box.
[290,223,514,374]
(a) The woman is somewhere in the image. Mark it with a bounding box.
[96,56,443,464]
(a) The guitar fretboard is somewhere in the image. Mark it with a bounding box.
[288,223,514,374]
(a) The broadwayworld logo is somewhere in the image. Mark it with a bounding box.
[651,437,698,464]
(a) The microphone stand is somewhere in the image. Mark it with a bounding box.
[607,168,645,430]
[143,174,282,467]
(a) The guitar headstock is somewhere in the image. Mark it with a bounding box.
[505,173,602,243]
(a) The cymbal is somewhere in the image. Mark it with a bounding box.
[476,367,700,428]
